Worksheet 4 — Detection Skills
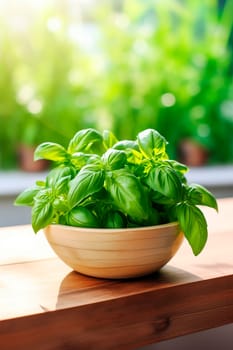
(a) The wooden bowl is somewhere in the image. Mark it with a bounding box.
[43,223,183,279]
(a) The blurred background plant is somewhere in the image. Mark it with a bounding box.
[0,0,233,170]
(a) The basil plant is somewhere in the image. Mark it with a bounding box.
[15,128,218,255]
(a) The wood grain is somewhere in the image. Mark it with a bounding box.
[43,222,183,279]
[0,198,232,349]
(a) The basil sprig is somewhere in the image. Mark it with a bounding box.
[15,128,218,255]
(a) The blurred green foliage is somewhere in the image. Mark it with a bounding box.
[0,0,233,169]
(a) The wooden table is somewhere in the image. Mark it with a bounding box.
[0,198,233,350]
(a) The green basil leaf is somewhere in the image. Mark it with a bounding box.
[68,128,103,154]
[147,207,160,226]
[67,207,99,228]
[186,184,218,211]
[58,215,67,225]
[113,140,138,151]
[68,167,104,208]
[105,169,149,223]
[54,176,71,195]
[163,160,188,184]
[14,187,40,206]
[145,165,183,200]
[151,191,175,205]
[113,140,142,164]
[104,210,126,228]
[32,199,54,233]
[35,180,46,187]
[165,160,189,173]
[102,149,127,170]
[127,149,144,165]
[34,142,68,162]
[71,152,100,169]
[137,128,168,159]
[53,198,68,213]
[46,166,74,187]
[176,203,208,255]
[103,130,118,149]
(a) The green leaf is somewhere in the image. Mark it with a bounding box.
[102,130,118,149]
[176,203,208,255]
[145,164,183,200]
[105,169,149,223]
[186,184,218,211]
[113,140,143,164]
[46,166,75,188]
[151,191,175,205]
[35,180,46,187]
[165,160,189,174]
[52,198,68,213]
[54,176,71,195]
[34,142,68,162]
[68,166,104,208]
[34,188,53,201]
[104,210,126,228]
[113,140,138,151]
[14,187,40,206]
[102,149,127,170]
[67,207,99,228]
[147,207,160,226]
[67,128,103,154]
[71,152,100,169]
[137,129,168,159]
[32,199,54,233]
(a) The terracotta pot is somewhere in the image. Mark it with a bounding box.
[178,139,208,167]
[18,145,49,172]
[43,222,183,279]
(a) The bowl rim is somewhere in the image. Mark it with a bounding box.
[45,221,179,234]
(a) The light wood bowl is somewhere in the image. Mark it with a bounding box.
[43,223,183,279]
